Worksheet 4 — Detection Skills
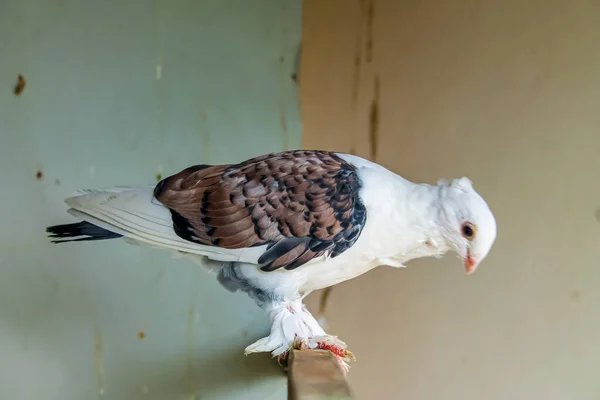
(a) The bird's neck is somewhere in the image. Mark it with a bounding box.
[406,183,450,253]
[364,176,450,264]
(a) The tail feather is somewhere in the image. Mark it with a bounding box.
[46,221,123,243]
[46,186,266,265]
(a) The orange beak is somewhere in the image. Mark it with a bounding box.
[465,250,478,275]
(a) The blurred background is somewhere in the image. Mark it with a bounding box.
[0,1,300,399]
[301,1,600,399]
[1,0,599,399]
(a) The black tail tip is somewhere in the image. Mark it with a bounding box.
[46,221,122,243]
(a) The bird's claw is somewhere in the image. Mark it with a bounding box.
[276,335,355,373]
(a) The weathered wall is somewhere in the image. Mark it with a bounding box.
[301,1,600,399]
[0,1,301,399]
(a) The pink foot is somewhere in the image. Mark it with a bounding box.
[315,340,355,372]
[276,335,355,373]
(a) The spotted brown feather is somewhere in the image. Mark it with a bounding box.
[153,150,366,271]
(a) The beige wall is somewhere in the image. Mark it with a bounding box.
[301,1,600,399]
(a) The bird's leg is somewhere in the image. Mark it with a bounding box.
[244,299,355,371]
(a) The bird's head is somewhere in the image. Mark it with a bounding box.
[436,177,497,275]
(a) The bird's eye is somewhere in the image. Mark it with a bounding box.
[461,222,476,240]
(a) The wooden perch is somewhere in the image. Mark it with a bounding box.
[287,349,353,399]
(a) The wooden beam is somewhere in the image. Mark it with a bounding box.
[287,349,353,399]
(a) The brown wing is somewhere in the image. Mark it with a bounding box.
[153,150,367,271]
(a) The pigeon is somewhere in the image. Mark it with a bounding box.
[46,150,497,370]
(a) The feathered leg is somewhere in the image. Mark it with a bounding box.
[244,299,355,371]
[210,263,355,370]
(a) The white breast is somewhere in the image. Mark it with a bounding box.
[295,238,380,293]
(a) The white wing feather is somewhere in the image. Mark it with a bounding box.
[63,186,267,264]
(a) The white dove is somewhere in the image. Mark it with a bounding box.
[46,150,497,370]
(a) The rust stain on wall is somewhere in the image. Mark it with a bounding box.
[365,0,375,63]
[369,75,380,160]
[291,44,302,86]
[14,74,26,95]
